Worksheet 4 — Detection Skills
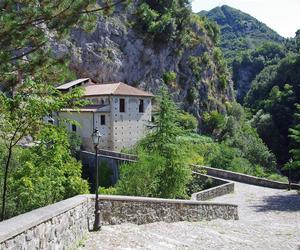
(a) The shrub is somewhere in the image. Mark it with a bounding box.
[207,143,239,169]
[5,126,89,218]
[136,1,191,43]
[188,56,202,80]
[162,71,177,85]
[99,186,117,195]
[219,74,228,89]
[115,150,165,197]
[187,175,214,196]
[203,111,226,135]
[178,111,198,132]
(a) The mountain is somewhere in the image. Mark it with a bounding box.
[199,5,284,61]
[199,5,285,102]
[245,53,300,173]
[53,2,234,121]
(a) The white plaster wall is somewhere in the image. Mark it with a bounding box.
[58,95,152,152]
[110,96,152,151]
[58,111,94,151]
[59,111,114,151]
[93,112,113,150]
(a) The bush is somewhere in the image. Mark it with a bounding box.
[219,74,228,89]
[187,175,214,196]
[115,150,165,197]
[188,56,202,80]
[136,1,191,43]
[178,111,198,132]
[99,186,117,195]
[203,110,226,135]
[68,131,81,154]
[4,126,89,218]
[162,71,177,85]
[207,143,239,170]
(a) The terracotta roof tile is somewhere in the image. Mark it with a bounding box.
[84,82,153,97]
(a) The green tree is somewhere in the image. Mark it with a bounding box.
[286,104,300,172]
[118,87,192,198]
[0,79,85,220]
[0,0,128,90]
[136,0,191,43]
[143,87,192,198]
[202,102,276,172]
[203,110,226,137]
[178,111,198,132]
[116,151,165,197]
[142,87,183,152]
[6,126,89,218]
[162,71,177,86]
[296,29,300,52]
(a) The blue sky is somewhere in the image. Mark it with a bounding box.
[191,0,300,38]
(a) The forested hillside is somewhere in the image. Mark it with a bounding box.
[199,5,284,62]
[200,5,285,102]
[201,5,300,178]
[245,47,300,173]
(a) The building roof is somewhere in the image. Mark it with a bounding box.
[56,79,154,97]
[84,82,153,97]
[56,78,90,90]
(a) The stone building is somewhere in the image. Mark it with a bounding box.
[56,78,153,151]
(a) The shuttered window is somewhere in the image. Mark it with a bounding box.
[119,98,125,113]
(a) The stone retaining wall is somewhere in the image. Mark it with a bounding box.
[0,194,238,250]
[88,195,238,226]
[198,166,300,190]
[0,195,89,250]
[191,173,235,201]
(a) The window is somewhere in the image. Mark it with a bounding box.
[72,124,77,132]
[139,99,144,113]
[119,98,125,113]
[101,115,106,125]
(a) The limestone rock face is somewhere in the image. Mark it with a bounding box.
[234,66,255,102]
[55,5,234,121]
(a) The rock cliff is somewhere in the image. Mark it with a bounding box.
[54,3,234,121]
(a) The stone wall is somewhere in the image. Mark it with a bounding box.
[0,195,89,250]
[199,166,300,190]
[88,195,238,225]
[0,194,238,250]
[191,173,235,201]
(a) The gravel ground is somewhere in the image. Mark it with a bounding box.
[80,182,300,250]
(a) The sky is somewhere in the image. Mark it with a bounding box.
[191,0,300,38]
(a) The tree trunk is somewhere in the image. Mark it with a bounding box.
[1,146,12,221]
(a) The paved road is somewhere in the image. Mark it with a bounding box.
[81,182,300,250]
